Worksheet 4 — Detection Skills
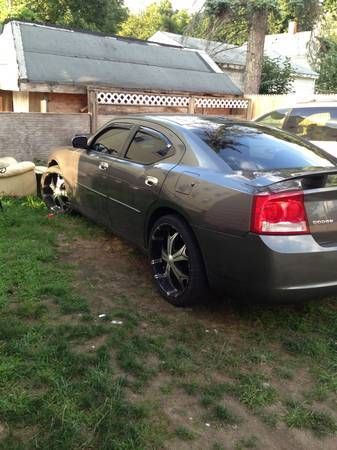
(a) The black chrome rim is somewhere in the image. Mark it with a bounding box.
[42,172,70,213]
[150,224,190,297]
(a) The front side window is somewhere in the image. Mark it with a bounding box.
[125,129,173,164]
[92,127,130,155]
[189,121,335,172]
[257,108,290,129]
[284,107,337,142]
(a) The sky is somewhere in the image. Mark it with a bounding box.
[124,0,205,13]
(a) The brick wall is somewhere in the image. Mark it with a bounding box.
[0,113,90,162]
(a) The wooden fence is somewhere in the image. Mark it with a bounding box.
[89,88,250,132]
[246,94,337,120]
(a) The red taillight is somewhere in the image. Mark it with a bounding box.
[251,191,309,235]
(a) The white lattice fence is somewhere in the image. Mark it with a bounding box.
[96,91,248,109]
[196,98,249,109]
[97,92,189,107]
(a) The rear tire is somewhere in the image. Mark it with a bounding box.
[149,214,207,306]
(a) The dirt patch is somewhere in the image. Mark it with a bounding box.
[71,334,109,354]
[58,235,175,317]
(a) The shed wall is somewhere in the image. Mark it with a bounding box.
[0,90,13,111]
[29,93,88,113]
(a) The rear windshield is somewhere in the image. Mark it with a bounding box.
[190,122,336,171]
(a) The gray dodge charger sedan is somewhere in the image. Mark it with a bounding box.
[42,115,337,306]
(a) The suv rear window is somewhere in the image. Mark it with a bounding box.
[190,122,335,171]
[284,107,337,141]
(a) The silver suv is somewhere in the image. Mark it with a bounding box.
[256,102,337,157]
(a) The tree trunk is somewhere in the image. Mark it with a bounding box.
[244,8,268,94]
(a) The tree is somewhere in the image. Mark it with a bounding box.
[309,1,337,93]
[191,0,322,44]
[187,4,248,45]
[205,0,278,94]
[119,0,190,40]
[0,0,128,34]
[203,0,322,94]
[260,56,295,94]
[316,41,337,93]
[268,0,321,34]
[0,0,8,23]
[323,0,337,16]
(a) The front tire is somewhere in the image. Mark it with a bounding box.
[41,166,71,213]
[149,214,207,306]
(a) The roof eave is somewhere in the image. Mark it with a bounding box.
[19,80,241,97]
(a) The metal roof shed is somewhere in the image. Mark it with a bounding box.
[0,21,248,128]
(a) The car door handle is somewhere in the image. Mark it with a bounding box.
[99,162,109,171]
[145,176,159,187]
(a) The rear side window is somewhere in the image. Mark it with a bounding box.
[257,108,290,129]
[190,123,335,171]
[92,127,130,155]
[125,129,173,164]
[284,107,337,141]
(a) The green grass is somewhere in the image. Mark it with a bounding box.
[235,435,259,449]
[222,373,278,409]
[0,198,168,449]
[285,400,337,437]
[174,425,195,441]
[1,198,337,448]
[212,404,240,425]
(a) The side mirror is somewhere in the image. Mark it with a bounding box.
[72,135,88,148]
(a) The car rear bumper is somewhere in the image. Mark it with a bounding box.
[194,226,337,303]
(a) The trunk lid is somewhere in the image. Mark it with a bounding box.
[305,185,337,245]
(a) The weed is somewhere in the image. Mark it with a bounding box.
[285,400,337,437]
[174,426,195,441]
[235,435,258,449]
[231,374,277,409]
[213,404,240,425]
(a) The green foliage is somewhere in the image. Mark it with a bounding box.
[174,426,195,441]
[205,0,278,16]
[1,0,128,34]
[119,0,190,40]
[260,56,295,94]
[188,8,248,45]
[310,6,337,93]
[213,404,239,424]
[316,39,337,93]
[235,436,259,449]
[201,0,277,45]
[285,400,337,436]
[197,0,321,45]
[0,0,8,22]
[268,0,321,33]
[323,0,337,15]
[231,373,278,409]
